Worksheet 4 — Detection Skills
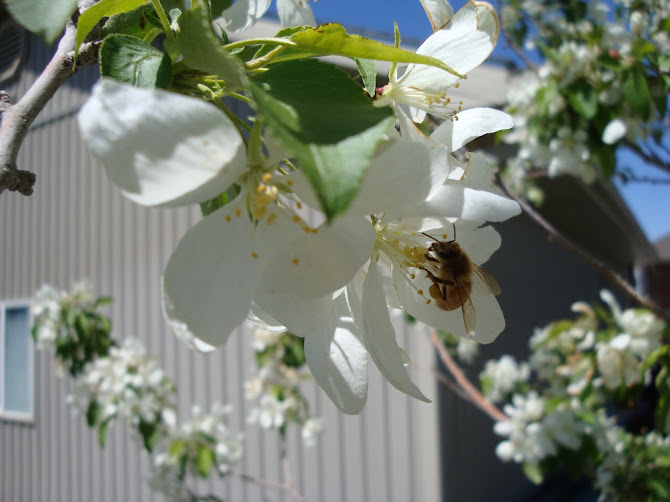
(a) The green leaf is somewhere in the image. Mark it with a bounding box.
[280,333,306,368]
[86,400,101,427]
[163,2,246,91]
[94,296,114,308]
[169,439,186,457]
[195,444,215,477]
[138,420,160,452]
[642,345,670,372]
[5,0,78,44]
[290,24,464,79]
[250,59,395,220]
[210,0,233,18]
[522,462,544,485]
[100,34,173,88]
[102,5,162,43]
[98,420,109,447]
[623,67,651,120]
[76,0,150,55]
[355,58,377,97]
[567,80,598,119]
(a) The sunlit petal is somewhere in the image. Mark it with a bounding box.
[361,262,431,402]
[79,79,246,207]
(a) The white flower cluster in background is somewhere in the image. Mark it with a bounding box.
[68,338,176,427]
[150,404,243,499]
[32,284,244,501]
[499,0,670,195]
[480,289,670,498]
[480,355,530,403]
[494,393,583,464]
[245,327,323,446]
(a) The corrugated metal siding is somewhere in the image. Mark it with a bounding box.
[0,35,441,502]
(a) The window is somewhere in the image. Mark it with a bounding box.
[0,300,33,421]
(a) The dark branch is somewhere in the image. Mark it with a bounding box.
[622,140,670,175]
[496,174,670,325]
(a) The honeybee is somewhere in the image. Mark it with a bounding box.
[421,233,501,337]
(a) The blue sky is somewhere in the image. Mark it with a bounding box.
[268,0,670,243]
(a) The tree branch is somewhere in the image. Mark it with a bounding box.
[0,19,99,197]
[429,329,509,422]
[622,140,670,175]
[496,174,670,325]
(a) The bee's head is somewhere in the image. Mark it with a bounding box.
[433,241,460,259]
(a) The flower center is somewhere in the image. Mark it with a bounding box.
[375,224,436,304]
[374,83,463,120]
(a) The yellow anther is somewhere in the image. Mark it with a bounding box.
[292,258,300,265]
[410,273,416,280]
[455,83,460,88]
[417,289,424,295]
[292,215,301,223]
[442,234,447,239]
[251,251,259,259]
[311,228,319,234]
[235,208,241,217]
[296,201,302,209]
[257,184,267,193]
[262,172,273,182]
[225,215,231,222]
[286,180,294,187]
[266,213,277,225]
[426,299,432,305]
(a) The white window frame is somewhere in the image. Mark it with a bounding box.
[0,298,34,422]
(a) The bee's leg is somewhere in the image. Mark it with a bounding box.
[425,253,438,263]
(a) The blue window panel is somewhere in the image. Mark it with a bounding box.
[4,306,32,414]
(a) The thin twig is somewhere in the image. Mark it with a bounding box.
[496,174,670,325]
[0,20,99,196]
[430,329,509,422]
[622,140,670,175]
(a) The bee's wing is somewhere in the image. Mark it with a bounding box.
[461,295,477,337]
[471,264,501,296]
[454,277,477,336]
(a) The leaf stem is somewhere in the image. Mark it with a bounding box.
[245,46,287,70]
[150,0,173,39]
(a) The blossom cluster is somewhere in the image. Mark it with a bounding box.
[479,291,670,500]
[31,282,115,377]
[68,338,176,430]
[499,0,670,196]
[32,284,243,501]
[77,0,521,414]
[149,404,243,501]
[245,327,323,446]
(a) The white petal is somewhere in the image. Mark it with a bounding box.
[345,139,450,216]
[602,118,627,144]
[276,0,315,27]
[431,108,513,151]
[361,262,431,402]
[394,184,520,222]
[399,1,498,91]
[254,288,334,335]
[304,296,368,414]
[419,0,454,31]
[79,79,246,207]
[162,200,303,348]
[260,216,376,298]
[221,0,272,31]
